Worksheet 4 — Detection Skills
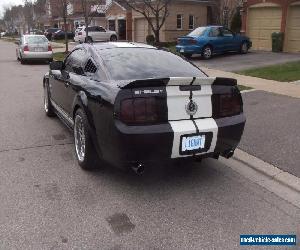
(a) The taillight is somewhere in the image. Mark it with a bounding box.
[212,91,243,118]
[48,44,52,51]
[23,45,29,51]
[189,38,197,44]
[119,97,166,125]
[78,32,82,35]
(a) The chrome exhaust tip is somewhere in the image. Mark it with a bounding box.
[223,150,234,159]
[131,163,145,175]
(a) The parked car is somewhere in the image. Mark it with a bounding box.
[52,29,75,40]
[176,26,252,59]
[29,29,44,35]
[43,42,245,173]
[16,35,53,64]
[74,26,118,43]
[44,28,60,40]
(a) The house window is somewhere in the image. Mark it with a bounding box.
[177,14,183,29]
[189,15,194,30]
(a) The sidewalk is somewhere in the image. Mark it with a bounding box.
[202,67,300,99]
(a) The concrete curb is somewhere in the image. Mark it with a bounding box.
[219,149,300,208]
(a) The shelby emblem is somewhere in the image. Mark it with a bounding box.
[185,100,198,116]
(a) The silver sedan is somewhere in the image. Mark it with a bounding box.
[16,35,53,64]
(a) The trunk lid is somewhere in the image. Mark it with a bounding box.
[177,36,196,45]
[118,77,215,122]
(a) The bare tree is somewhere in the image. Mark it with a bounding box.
[214,0,242,28]
[73,0,104,41]
[122,0,171,43]
[23,0,34,33]
[33,0,47,30]
[57,0,71,52]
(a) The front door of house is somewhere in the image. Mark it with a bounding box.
[118,19,126,40]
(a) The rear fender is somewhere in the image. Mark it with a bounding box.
[72,91,103,157]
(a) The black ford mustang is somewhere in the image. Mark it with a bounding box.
[43,42,245,173]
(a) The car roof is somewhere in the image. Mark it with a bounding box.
[23,34,47,37]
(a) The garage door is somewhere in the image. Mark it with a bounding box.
[247,5,282,50]
[134,18,147,42]
[285,4,300,52]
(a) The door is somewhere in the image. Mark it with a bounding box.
[207,27,224,53]
[220,28,239,51]
[134,18,147,42]
[94,26,108,41]
[50,49,87,117]
[118,19,126,40]
[285,4,300,52]
[247,5,281,50]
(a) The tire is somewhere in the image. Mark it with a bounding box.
[110,35,117,41]
[202,45,213,59]
[85,36,93,43]
[240,42,248,54]
[73,108,99,170]
[20,57,26,64]
[43,80,55,117]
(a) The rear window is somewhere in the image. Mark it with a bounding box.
[25,36,48,44]
[188,27,207,37]
[100,48,205,80]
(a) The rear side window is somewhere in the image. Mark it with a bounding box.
[100,48,205,80]
[84,59,97,73]
[25,36,48,44]
[65,49,87,75]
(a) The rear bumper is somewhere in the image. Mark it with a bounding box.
[22,51,53,60]
[103,114,245,167]
[176,44,203,54]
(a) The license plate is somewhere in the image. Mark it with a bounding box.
[181,135,205,152]
[35,48,43,52]
[180,48,184,53]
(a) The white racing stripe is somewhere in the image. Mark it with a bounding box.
[167,77,215,86]
[193,118,218,154]
[167,76,218,158]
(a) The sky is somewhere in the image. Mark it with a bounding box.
[0,0,24,18]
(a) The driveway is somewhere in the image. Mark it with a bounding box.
[240,90,300,177]
[192,50,300,72]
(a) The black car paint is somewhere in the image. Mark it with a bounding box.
[44,44,245,168]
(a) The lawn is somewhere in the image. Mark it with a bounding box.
[237,61,300,82]
[53,52,68,61]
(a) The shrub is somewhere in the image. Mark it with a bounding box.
[146,34,155,45]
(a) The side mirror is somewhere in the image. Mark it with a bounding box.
[50,61,64,70]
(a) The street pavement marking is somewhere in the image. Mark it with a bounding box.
[219,148,300,209]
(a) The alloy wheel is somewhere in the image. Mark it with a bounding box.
[203,47,212,59]
[242,43,248,53]
[74,115,86,162]
[44,86,49,113]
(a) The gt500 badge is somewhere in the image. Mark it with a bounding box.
[185,100,198,116]
[134,89,163,95]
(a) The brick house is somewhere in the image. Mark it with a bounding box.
[106,0,214,42]
[241,0,300,52]
[45,0,107,31]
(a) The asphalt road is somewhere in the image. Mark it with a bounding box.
[240,90,300,177]
[0,40,299,250]
[191,50,300,72]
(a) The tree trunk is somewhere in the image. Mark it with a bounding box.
[63,16,68,53]
[154,30,160,43]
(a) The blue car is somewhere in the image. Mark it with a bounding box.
[176,26,252,59]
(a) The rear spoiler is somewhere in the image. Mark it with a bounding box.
[119,77,237,89]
